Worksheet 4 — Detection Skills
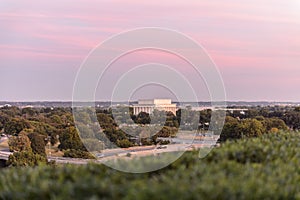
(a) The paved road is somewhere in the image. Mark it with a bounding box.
[0,136,218,164]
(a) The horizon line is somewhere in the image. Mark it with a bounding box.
[0,100,300,103]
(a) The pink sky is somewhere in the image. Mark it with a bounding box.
[0,0,300,101]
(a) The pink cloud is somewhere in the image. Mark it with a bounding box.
[1,0,300,101]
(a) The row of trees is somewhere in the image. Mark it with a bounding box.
[0,106,91,163]
[219,116,288,142]
[7,132,50,166]
[226,106,300,130]
[0,105,298,163]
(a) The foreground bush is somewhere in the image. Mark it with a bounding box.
[0,132,300,199]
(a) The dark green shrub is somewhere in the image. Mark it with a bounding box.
[6,151,47,167]
[28,132,46,156]
[116,139,134,148]
[63,149,95,159]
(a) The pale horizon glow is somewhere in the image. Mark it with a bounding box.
[1,0,300,102]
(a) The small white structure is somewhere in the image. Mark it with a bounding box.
[133,99,177,115]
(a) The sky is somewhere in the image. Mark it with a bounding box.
[1,0,300,102]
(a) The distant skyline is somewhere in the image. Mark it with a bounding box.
[1,0,300,101]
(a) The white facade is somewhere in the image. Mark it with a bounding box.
[133,99,177,115]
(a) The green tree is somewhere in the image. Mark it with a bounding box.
[6,151,47,167]
[97,113,116,130]
[58,126,85,151]
[28,132,47,156]
[63,149,94,159]
[157,126,177,138]
[8,132,32,152]
[29,121,57,136]
[4,118,31,135]
[264,118,288,131]
[22,107,37,118]
[282,111,300,129]
[238,118,265,138]
[0,106,21,117]
[0,114,10,131]
[116,139,133,148]
[135,112,151,124]
[219,116,241,142]
[50,114,63,125]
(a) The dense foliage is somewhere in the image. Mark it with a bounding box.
[28,132,47,156]
[219,116,288,141]
[0,132,299,199]
[63,149,95,159]
[6,151,48,167]
[0,105,299,160]
[8,132,32,152]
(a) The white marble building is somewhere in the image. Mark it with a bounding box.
[132,99,177,115]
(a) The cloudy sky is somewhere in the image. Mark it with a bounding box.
[1,0,300,101]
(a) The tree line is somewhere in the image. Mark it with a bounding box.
[0,105,299,164]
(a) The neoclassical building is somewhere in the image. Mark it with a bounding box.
[132,99,177,115]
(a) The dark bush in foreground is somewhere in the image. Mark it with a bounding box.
[0,132,300,199]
